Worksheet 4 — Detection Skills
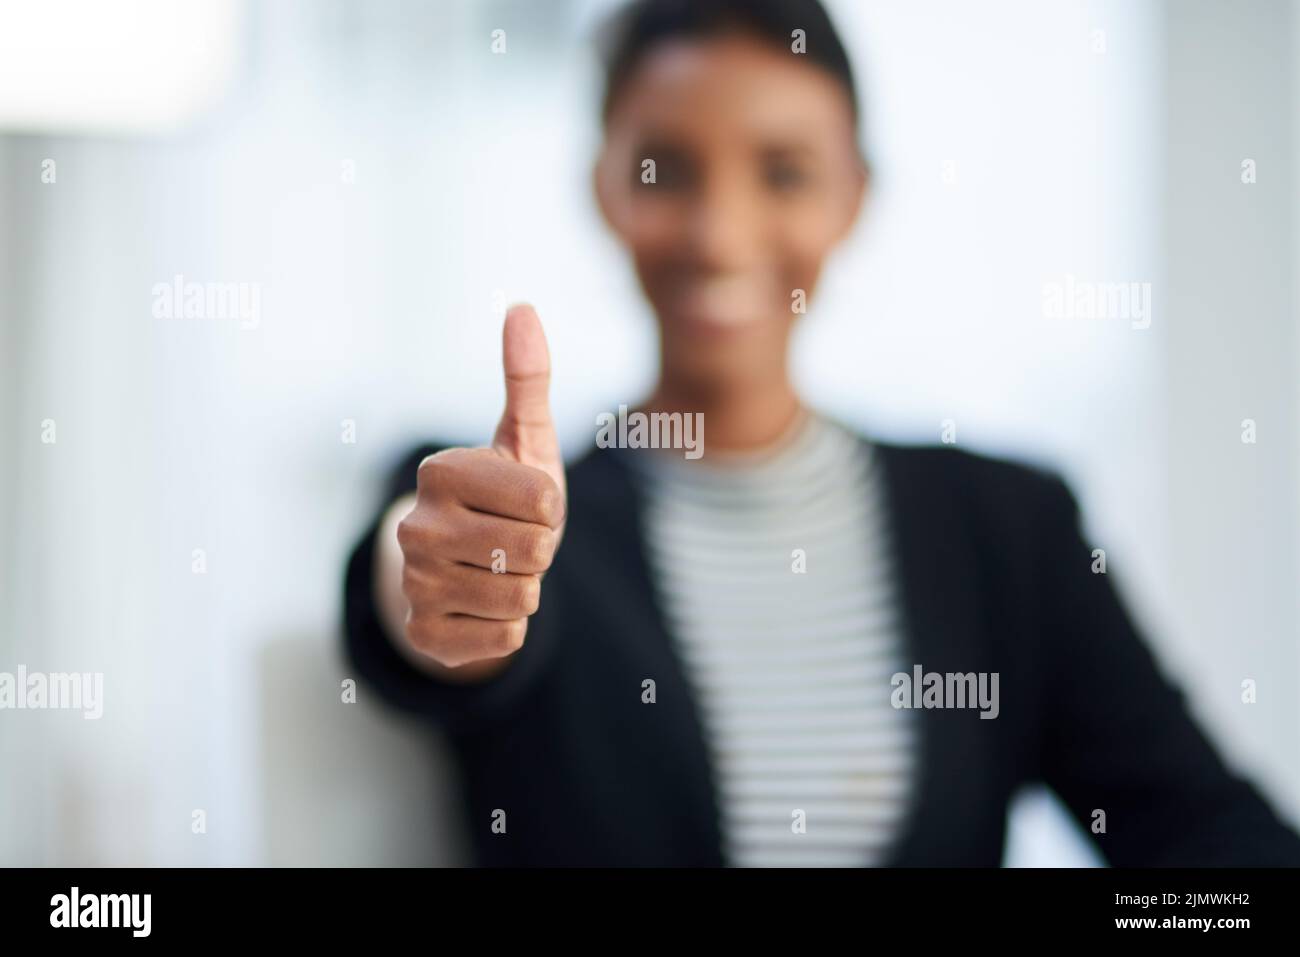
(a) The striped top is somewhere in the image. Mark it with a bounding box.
[624,409,918,867]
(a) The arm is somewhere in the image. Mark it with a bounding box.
[1034,476,1300,865]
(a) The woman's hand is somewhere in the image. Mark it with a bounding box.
[374,305,566,680]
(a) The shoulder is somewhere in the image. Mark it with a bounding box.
[871,440,1066,496]
[868,439,1084,539]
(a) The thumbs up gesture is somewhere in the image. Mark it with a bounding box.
[394,304,567,669]
[491,304,567,504]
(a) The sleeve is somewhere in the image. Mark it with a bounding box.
[1034,475,1300,866]
[341,442,563,735]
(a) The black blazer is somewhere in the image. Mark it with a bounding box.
[343,437,1300,866]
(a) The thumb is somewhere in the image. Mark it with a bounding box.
[493,304,564,485]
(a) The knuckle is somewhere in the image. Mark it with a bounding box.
[499,619,527,654]
[400,562,420,597]
[520,528,553,570]
[429,647,463,669]
[522,475,562,526]
[516,575,541,616]
[404,616,435,654]
[416,448,466,492]
[535,480,564,525]
[409,621,460,667]
[403,564,446,610]
[423,514,451,553]
[540,529,557,568]
[395,514,419,552]
[404,509,455,560]
[432,647,466,668]
[415,455,444,490]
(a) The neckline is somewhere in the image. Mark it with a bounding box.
[624,405,832,482]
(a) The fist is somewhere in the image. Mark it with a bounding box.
[394,304,567,669]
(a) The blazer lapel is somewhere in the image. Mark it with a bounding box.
[873,442,998,866]
[564,445,726,865]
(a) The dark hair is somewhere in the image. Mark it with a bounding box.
[596,0,861,131]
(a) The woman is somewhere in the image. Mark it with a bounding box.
[343,0,1300,866]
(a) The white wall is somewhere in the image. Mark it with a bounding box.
[1160,0,1299,823]
[0,0,1295,866]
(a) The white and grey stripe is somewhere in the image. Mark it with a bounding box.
[625,410,917,867]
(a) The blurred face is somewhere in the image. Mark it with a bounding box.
[595,32,867,392]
